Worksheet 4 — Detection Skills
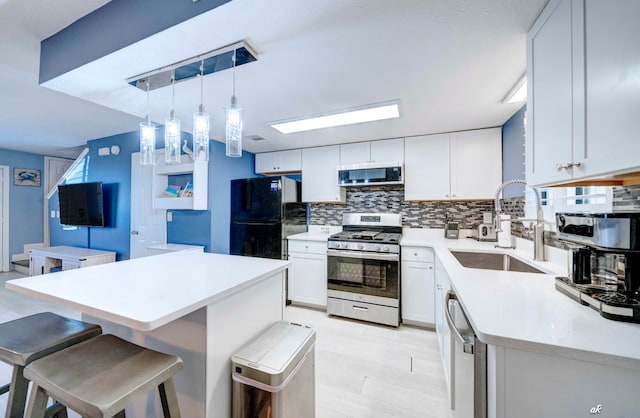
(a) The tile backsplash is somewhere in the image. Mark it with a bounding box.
[309,184,640,250]
[309,185,495,228]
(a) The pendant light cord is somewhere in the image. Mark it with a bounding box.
[146,81,151,124]
[199,61,204,113]
[232,50,236,97]
[170,69,176,118]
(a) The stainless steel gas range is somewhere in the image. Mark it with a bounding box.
[326,213,402,327]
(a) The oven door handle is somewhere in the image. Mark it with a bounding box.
[327,249,399,261]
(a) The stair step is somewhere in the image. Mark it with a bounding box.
[12,260,29,268]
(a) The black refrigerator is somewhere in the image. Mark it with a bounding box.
[230,177,307,259]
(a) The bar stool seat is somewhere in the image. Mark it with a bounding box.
[24,334,183,418]
[0,312,102,418]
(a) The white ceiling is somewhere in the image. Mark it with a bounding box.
[0,0,547,158]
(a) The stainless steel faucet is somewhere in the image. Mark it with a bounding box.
[494,179,546,261]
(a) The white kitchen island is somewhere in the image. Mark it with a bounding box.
[6,251,289,418]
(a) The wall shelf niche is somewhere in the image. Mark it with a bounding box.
[153,155,208,210]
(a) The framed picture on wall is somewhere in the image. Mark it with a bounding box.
[13,168,41,187]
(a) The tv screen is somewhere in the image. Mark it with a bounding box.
[58,182,105,227]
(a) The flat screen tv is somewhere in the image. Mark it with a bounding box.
[58,182,105,227]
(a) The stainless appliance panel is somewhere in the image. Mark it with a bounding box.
[327,289,400,308]
[556,212,635,249]
[445,291,487,418]
[337,163,403,187]
[326,296,399,327]
[327,253,399,300]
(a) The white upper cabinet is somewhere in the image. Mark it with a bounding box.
[255,149,302,174]
[581,0,640,177]
[405,134,451,200]
[526,0,574,185]
[405,128,502,201]
[527,0,640,186]
[339,138,404,165]
[449,129,502,199]
[301,146,346,203]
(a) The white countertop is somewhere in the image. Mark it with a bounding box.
[288,225,342,242]
[401,228,640,369]
[6,252,289,332]
[146,243,205,251]
[29,245,116,258]
[287,232,333,242]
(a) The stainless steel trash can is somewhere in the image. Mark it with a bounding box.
[232,321,316,418]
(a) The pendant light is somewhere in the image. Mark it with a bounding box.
[193,61,210,161]
[140,81,156,165]
[164,69,181,164]
[225,49,242,157]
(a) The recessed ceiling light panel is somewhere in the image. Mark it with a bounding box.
[268,100,400,134]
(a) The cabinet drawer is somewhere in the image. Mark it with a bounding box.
[401,247,434,263]
[288,240,327,255]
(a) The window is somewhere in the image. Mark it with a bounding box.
[63,154,90,185]
[524,186,613,230]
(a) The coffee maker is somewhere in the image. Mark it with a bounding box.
[555,212,640,323]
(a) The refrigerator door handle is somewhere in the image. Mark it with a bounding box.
[233,220,281,226]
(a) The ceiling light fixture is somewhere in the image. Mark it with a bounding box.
[268,100,400,134]
[503,74,527,104]
[164,68,181,164]
[225,50,242,157]
[139,81,156,165]
[193,61,209,161]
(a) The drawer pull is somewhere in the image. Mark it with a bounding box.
[352,305,368,312]
[414,252,418,256]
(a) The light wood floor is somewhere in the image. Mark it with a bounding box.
[0,272,451,417]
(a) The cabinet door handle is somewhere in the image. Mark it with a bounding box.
[131,230,139,235]
[569,161,582,169]
[556,163,569,171]
[414,252,418,256]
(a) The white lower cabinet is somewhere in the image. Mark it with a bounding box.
[488,345,640,418]
[401,247,435,327]
[434,256,452,404]
[287,240,327,308]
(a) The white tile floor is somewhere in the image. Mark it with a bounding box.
[1,271,450,417]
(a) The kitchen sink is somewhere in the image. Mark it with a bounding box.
[449,250,546,274]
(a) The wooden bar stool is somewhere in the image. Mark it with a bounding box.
[0,312,102,418]
[24,334,183,418]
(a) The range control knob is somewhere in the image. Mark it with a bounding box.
[374,245,381,251]
[357,243,364,250]
[382,246,390,252]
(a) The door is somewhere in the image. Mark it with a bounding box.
[0,166,8,271]
[130,152,167,258]
[46,157,73,194]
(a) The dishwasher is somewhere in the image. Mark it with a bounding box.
[445,290,487,418]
